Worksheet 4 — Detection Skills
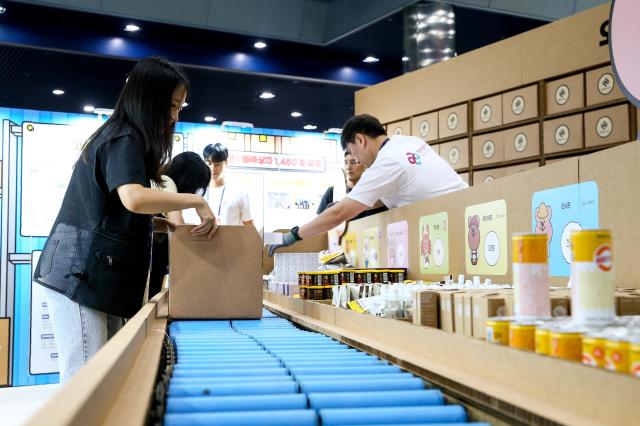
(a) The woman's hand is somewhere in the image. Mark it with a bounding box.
[191,198,218,239]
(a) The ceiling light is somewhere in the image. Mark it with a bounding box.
[83,105,95,113]
[93,108,114,116]
[325,128,342,134]
[204,116,216,122]
[52,89,65,95]
[124,24,140,32]
[291,111,302,118]
[259,91,275,99]
[221,121,254,128]
[402,56,410,62]
[182,102,188,107]
[363,56,379,63]
[0,6,6,14]
[304,124,317,130]
[254,41,267,49]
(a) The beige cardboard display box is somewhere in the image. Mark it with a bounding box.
[503,161,539,176]
[459,172,469,184]
[586,64,625,106]
[503,123,540,161]
[169,225,263,319]
[473,168,506,185]
[472,130,505,166]
[502,85,539,124]
[412,112,438,142]
[471,294,505,339]
[545,73,585,115]
[413,290,439,328]
[0,318,8,386]
[584,104,631,148]
[439,138,469,170]
[438,104,468,138]
[389,119,411,136]
[543,113,584,154]
[473,94,502,131]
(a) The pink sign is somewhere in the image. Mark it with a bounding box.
[387,221,409,268]
[611,0,640,105]
[227,151,325,172]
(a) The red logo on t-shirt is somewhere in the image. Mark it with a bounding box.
[406,152,422,165]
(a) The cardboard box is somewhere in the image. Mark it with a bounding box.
[262,231,328,275]
[412,290,439,328]
[545,73,585,115]
[463,293,474,338]
[438,290,462,333]
[586,64,625,106]
[543,114,584,154]
[471,293,505,339]
[503,123,540,161]
[473,94,502,130]
[439,138,469,170]
[472,130,504,166]
[431,142,440,156]
[0,318,8,386]
[169,226,263,319]
[503,162,539,176]
[459,172,469,184]
[438,104,468,138]
[616,295,640,316]
[473,168,506,185]
[388,119,411,136]
[454,293,465,335]
[412,112,439,142]
[502,84,539,124]
[584,104,631,148]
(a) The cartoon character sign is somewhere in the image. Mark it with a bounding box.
[468,215,480,265]
[421,224,432,268]
[535,202,553,255]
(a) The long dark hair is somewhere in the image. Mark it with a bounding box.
[82,57,190,185]
[164,152,211,195]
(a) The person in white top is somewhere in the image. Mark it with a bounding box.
[268,114,468,255]
[202,143,254,226]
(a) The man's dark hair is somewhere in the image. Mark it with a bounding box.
[165,152,211,195]
[203,143,229,163]
[340,114,386,150]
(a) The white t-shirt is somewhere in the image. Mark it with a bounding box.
[347,135,468,209]
[185,184,252,226]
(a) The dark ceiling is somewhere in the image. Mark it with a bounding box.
[0,1,546,132]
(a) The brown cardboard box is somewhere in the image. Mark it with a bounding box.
[473,94,502,131]
[473,168,506,185]
[412,290,439,328]
[586,65,625,106]
[584,104,631,148]
[471,293,505,339]
[616,294,640,316]
[502,85,539,124]
[438,104,468,138]
[472,130,504,166]
[439,138,469,170]
[463,293,474,338]
[388,119,411,136]
[0,318,9,386]
[454,293,465,335]
[503,161,539,176]
[543,114,584,154]
[545,73,585,115]
[459,172,469,184]
[412,112,438,142]
[438,290,462,333]
[431,142,440,156]
[169,226,263,319]
[503,123,540,161]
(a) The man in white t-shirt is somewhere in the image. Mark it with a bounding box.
[268,114,467,255]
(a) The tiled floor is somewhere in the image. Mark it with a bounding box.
[0,384,60,425]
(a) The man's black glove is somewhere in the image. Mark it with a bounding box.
[268,226,302,257]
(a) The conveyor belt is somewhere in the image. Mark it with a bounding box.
[164,309,491,425]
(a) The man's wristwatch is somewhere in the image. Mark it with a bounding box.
[290,226,303,241]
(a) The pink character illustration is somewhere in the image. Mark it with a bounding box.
[468,215,480,265]
[421,224,432,268]
[535,202,553,255]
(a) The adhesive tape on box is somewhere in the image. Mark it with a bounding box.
[514,133,528,152]
[512,96,525,115]
[555,84,570,105]
[554,124,570,145]
[480,104,492,123]
[598,73,615,95]
[596,116,613,138]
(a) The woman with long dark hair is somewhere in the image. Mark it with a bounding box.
[33,57,217,382]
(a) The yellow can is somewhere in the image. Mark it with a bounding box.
[486,317,512,345]
[535,327,551,355]
[509,322,536,351]
[629,338,640,377]
[605,338,630,373]
[550,330,583,362]
[582,334,607,368]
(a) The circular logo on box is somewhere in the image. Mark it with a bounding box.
[447,112,459,130]
[482,140,495,158]
[595,245,612,272]
[596,116,613,138]
[419,120,430,137]
[598,73,615,95]
[554,124,570,145]
[448,147,460,164]
[480,104,492,123]
[514,132,528,152]
[394,127,402,135]
[555,84,570,105]
[483,175,495,183]
[512,96,525,115]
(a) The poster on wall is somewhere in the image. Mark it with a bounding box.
[341,232,358,266]
[29,252,58,375]
[362,227,380,268]
[418,212,449,275]
[531,182,599,276]
[387,221,409,268]
[465,200,508,275]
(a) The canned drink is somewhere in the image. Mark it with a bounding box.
[512,234,551,319]
[582,333,607,368]
[570,230,615,325]
[486,317,512,345]
[604,329,630,372]
[509,322,536,351]
[550,329,583,362]
[535,327,551,355]
[629,336,640,377]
